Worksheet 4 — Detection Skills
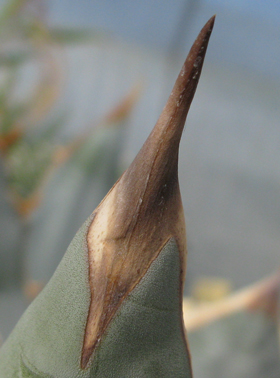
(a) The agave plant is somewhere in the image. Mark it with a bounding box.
[0,16,215,377]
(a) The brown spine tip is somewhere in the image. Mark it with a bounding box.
[155,14,215,145]
[81,16,215,369]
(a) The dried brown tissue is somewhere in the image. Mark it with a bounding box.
[81,15,216,369]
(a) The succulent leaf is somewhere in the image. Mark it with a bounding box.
[82,15,215,367]
[20,356,52,378]
[0,16,215,377]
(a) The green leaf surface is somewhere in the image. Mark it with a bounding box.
[89,238,191,377]
[0,217,92,377]
[0,15,215,377]
[0,225,191,377]
[20,356,53,378]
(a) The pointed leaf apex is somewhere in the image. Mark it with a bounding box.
[81,16,215,368]
[155,14,215,146]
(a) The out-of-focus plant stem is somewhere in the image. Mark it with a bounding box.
[184,270,280,331]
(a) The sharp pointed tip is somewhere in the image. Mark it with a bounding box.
[81,17,216,367]
[208,14,216,27]
[142,15,215,165]
[171,14,215,114]
[201,15,216,35]
[119,16,216,194]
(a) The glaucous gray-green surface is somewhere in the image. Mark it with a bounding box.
[0,224,191,377]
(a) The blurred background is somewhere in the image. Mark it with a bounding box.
[0,0,280,376]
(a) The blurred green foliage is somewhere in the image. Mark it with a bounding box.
[0,0,138,289]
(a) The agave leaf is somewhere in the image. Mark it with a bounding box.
[20,356,52,378]
[0,16,215,377]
